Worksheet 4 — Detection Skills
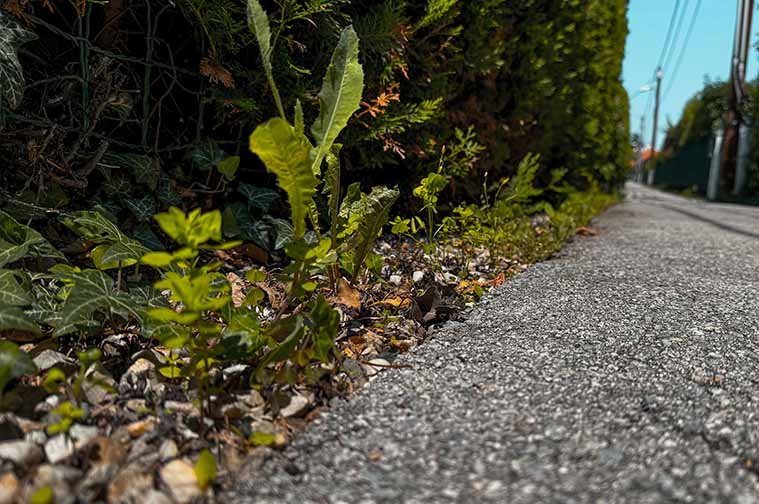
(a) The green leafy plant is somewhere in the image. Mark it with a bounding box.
[248,1,398,288]
[141,207,245,420]
[413,170,449,243]
[46,401,85,435]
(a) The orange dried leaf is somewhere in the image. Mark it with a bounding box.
[576,226,597,236]
[336,278,361,309]
[199,58,235,89]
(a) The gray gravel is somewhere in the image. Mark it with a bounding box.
[229,183,759,503]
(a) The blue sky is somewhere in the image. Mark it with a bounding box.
[623,1,758,148]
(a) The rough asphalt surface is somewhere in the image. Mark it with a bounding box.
[230,183,759,503]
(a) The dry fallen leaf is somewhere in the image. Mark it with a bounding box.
[576,226,597,236]
[377,296,411,309]
[336,278,361,310]
[226,272,246,308]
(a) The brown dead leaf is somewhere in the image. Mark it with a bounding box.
[240,243,268,264]
[490,272,506,287]
[226,272,246,308]
[377,296,411,309]
[336,278,361,310]
[576,226,597,236]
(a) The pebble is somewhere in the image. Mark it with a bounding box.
[32,350,76,374]
[0,472,18,504]
[160,459,200,504]
[142,490,174,504]
[44,434,75,464]
[412,271,425,283]
[126,418,156,438]
[0,440,44,468]
[159,439,179,461]
[280,394,311,418]
[389,274,403,285]
[69,424,98,449]
[107,463,154,502]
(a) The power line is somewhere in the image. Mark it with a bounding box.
[662,0,692,72]
[663,0,703,100]
[657,0,682,69]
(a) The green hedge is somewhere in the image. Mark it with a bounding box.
[1,0,630,220]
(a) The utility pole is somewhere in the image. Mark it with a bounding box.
[720,0,754,195]
[637,115,646,182]
[647,67,663,185]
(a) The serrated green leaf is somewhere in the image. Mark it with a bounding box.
[0,12,37,109]
[324,144,343,244]
[249,119,317,239]
[0,269,30,306]
[237,183,279,212]
[256,315,304,375]
[54,270,141,336]
[247,0,285,119]
[310,26,364,175]
[346,186,399,282]
[307,294,339,363]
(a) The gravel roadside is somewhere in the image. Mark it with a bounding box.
[228,183,759,503]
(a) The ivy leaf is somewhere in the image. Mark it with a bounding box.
[124,194,156,223]
[102,153,159,189]
[61,211,147,269]
[54,270,141,336]
[237,183,279,212]
[249,118,317,239]
[0,210,62,267]
[0,12,37,109]
[310,26,364,175]
[217,156,240,182]
[191,139,224,171]
[0,341,37,395]
[264,216,293,250]
[0,269,30,306]
[221,309,264,358]
[347,186,399,282]
[0,304,40,333]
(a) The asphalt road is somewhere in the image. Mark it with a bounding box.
[230,183,759,503]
